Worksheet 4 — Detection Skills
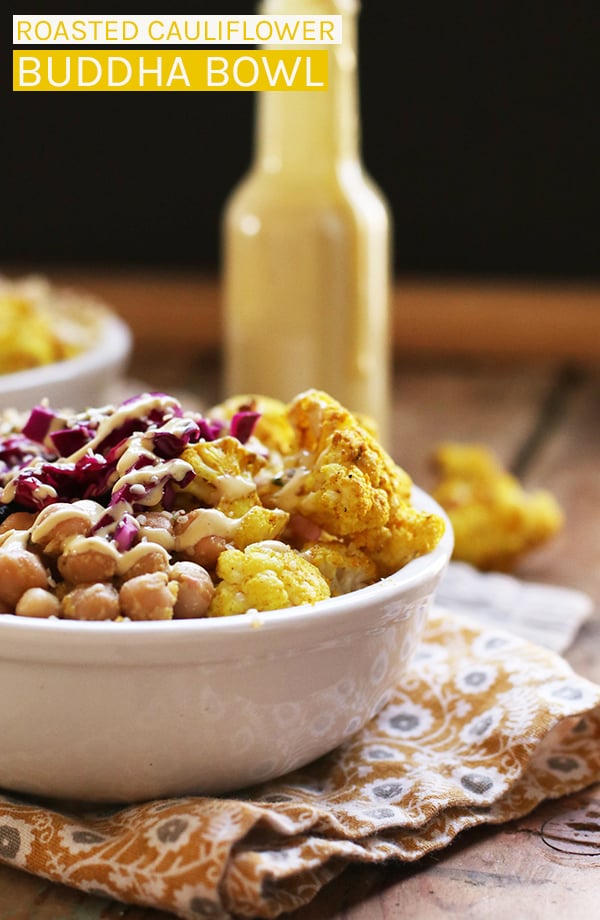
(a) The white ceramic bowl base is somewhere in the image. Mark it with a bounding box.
[0,488,452,802]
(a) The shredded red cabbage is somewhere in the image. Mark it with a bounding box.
[50,427,94,457]
[12,454,115,507]
[113,513,140,552]
[0,394,262,539]
[22,405,56,444]
[151,419,202,459]
[230,411,260,444]
[198,418,225,441]
[0,436,46,473]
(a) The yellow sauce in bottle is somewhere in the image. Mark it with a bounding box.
[222,0,392,443]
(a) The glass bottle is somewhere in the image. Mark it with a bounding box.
[222,0,391,442]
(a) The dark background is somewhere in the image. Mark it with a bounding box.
[4,2,599,280]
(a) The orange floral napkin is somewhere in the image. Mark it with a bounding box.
[0,606,599,919]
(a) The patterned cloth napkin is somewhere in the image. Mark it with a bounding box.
[437,561,594,652]
[0,606,599,919]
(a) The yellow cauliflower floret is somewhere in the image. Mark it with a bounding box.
[434,442,500,481]
[209,542,330,616]
[181,436,265,514]
[301,540,378,596]
[232,505,289,549]
[209,394,295,455]
[432,442,563,571]
[355,502,447,574]
[260,390,441,577]
[282,426,391,535]
[266,391,411,525]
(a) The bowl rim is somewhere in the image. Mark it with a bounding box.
[0,486,453,647]
[0,309,131,396]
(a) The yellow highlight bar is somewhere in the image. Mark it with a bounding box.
[13,49,329,92]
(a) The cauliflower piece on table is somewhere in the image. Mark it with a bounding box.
[432,442,563,571]
[209,541,330,616]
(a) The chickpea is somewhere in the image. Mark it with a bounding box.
[62,583,120,621]
[0,547,49,608]
[173,511,192,537]
[30,502,92,554]
[170,561,215,619]
[0,511,36,536]
[137,511,174,548]
[119,572,177,621]
[58,545,117,585]
[120,547,170,581]
[16,587,61,619]
[183,534,228,569]
[53,581,71,602]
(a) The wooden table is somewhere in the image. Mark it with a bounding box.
[0,272,598,918]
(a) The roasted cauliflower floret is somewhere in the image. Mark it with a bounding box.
[181,436,265,514]
[301,540,378,596]
[273,425,390,535]
[179,436,289,548]
[260,390,442,577]
[354,502,447,574]
[433,442,499,481]
[209,541,330,616]
[432,441,563,571]
[265,391,411,523]
[232,504,289,549]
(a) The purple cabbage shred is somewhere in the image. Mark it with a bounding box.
[22,405,56,444]
[230,410,260,444]
[50,427,92,457]
[113,513,140,552]
[0,394,262,525]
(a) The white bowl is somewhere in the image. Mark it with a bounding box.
[0,281,132,412]
[0,487,452,802]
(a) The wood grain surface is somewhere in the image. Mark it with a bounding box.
[8,268,600,360]
[0,272,598,918]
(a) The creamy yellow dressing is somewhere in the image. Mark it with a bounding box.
[137,520,175,550]
[222,0,391,443]
[30,500,105,544]
[0,530,30,550]
[269,466,310,510]
[56,532,171,575]
[214,473,256,501]
[117,541,170,575]
[111,457,193,507]
[68,393,181,463]
[57,533,118,559]
[174,508,240,549]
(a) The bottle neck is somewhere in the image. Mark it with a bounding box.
[254,4,361,178]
